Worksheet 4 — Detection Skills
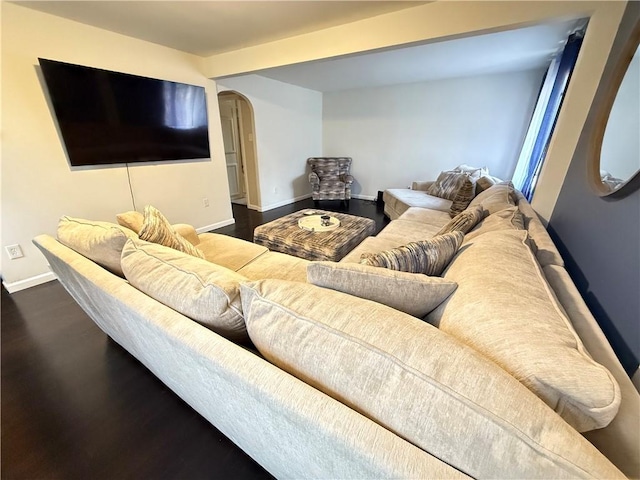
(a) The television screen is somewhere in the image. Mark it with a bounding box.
[38,58,210,167]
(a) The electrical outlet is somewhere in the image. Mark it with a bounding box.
[5,244,24,260]
[202,198,209,207]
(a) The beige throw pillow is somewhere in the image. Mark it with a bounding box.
[427,230,621,432]
[240,279,624,479]
[57,216,137,276]
[437,205,485,236]
[121,238,248,341]
[116,211,144,234]
[307,261,457,317]
[139,205,204,259]
[360,231,463,276]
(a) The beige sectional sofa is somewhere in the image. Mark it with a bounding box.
[33,183,639,479]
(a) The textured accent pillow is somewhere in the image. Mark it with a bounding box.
[121,238,248,341]
[138,205,205,259]
[427,230,621,432]
[57,216,137,276]
[448,177,475,217]
[240,279,624,479]
[360,231,463,276]
[464,206,524,241]
[116,211,144,234]
[426,172,467,200]
[307,261,457,317]
[436,205,485,236]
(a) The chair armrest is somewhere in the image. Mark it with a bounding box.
[340,174,354,185]
[172,223,200,246]
[411,181,434,192]
[309,172,320,185]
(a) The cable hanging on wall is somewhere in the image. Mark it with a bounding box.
[125,164,138,211]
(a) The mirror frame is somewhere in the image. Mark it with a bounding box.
[588,18,640,199]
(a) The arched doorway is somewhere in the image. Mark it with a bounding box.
[217,91,261,210]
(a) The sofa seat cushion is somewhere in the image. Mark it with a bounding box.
[240,279,624,479]
[361,231,464,276]
[57,216,137,276]
[383,189,452,217]
[376,218,445,245]
[427,230,621,432]
[307,261,457,317]
[196,233,268,271]
[397,207,452,227]
[121,238,248,341]
[237,251,309,283]
[339,236,405,264]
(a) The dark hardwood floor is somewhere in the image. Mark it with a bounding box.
[1,198,387,479]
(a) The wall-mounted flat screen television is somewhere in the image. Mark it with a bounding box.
[39,58,210,167]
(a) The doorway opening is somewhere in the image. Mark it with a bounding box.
[217,91,260,210]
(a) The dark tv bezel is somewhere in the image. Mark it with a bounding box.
[38,58,211,167]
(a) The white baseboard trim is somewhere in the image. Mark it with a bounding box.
[258,194,312,212]
[3,271,57,293]
[351,194,377,201]
[196,218,235,234]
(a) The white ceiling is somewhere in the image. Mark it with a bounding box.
[15,1,581,92]
[15,1,426,56]
[255,20,578,92]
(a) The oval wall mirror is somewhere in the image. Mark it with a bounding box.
[589,19,640,198]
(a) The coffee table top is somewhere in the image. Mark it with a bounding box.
[253,209,376,262]
[298,214,340,232]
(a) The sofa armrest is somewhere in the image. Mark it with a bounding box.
[172,223,200,246]
[411,181,434,191]
[340,174,354,185]
[308,172,320,185]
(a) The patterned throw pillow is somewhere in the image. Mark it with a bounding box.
[449,177,475,217]
[437,205,485,236]
[138,205,205,259]
[426,172,467,201]
[360,231,464,276]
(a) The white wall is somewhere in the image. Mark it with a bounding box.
[202,1,627,222]
[217,75,322,211]
[1,3,233,291]
[323,70,544,197]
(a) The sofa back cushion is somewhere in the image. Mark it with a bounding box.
[57,216,137,276]
[307,261,457,317]
[427,230,620,432]
[467,181,515,214]
[240,279,624,479]
[462,205,524,241]
[121,238,248,341]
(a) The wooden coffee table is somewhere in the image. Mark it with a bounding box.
[253,209,376,262]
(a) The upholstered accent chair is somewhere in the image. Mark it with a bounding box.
[307,157,354,207]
